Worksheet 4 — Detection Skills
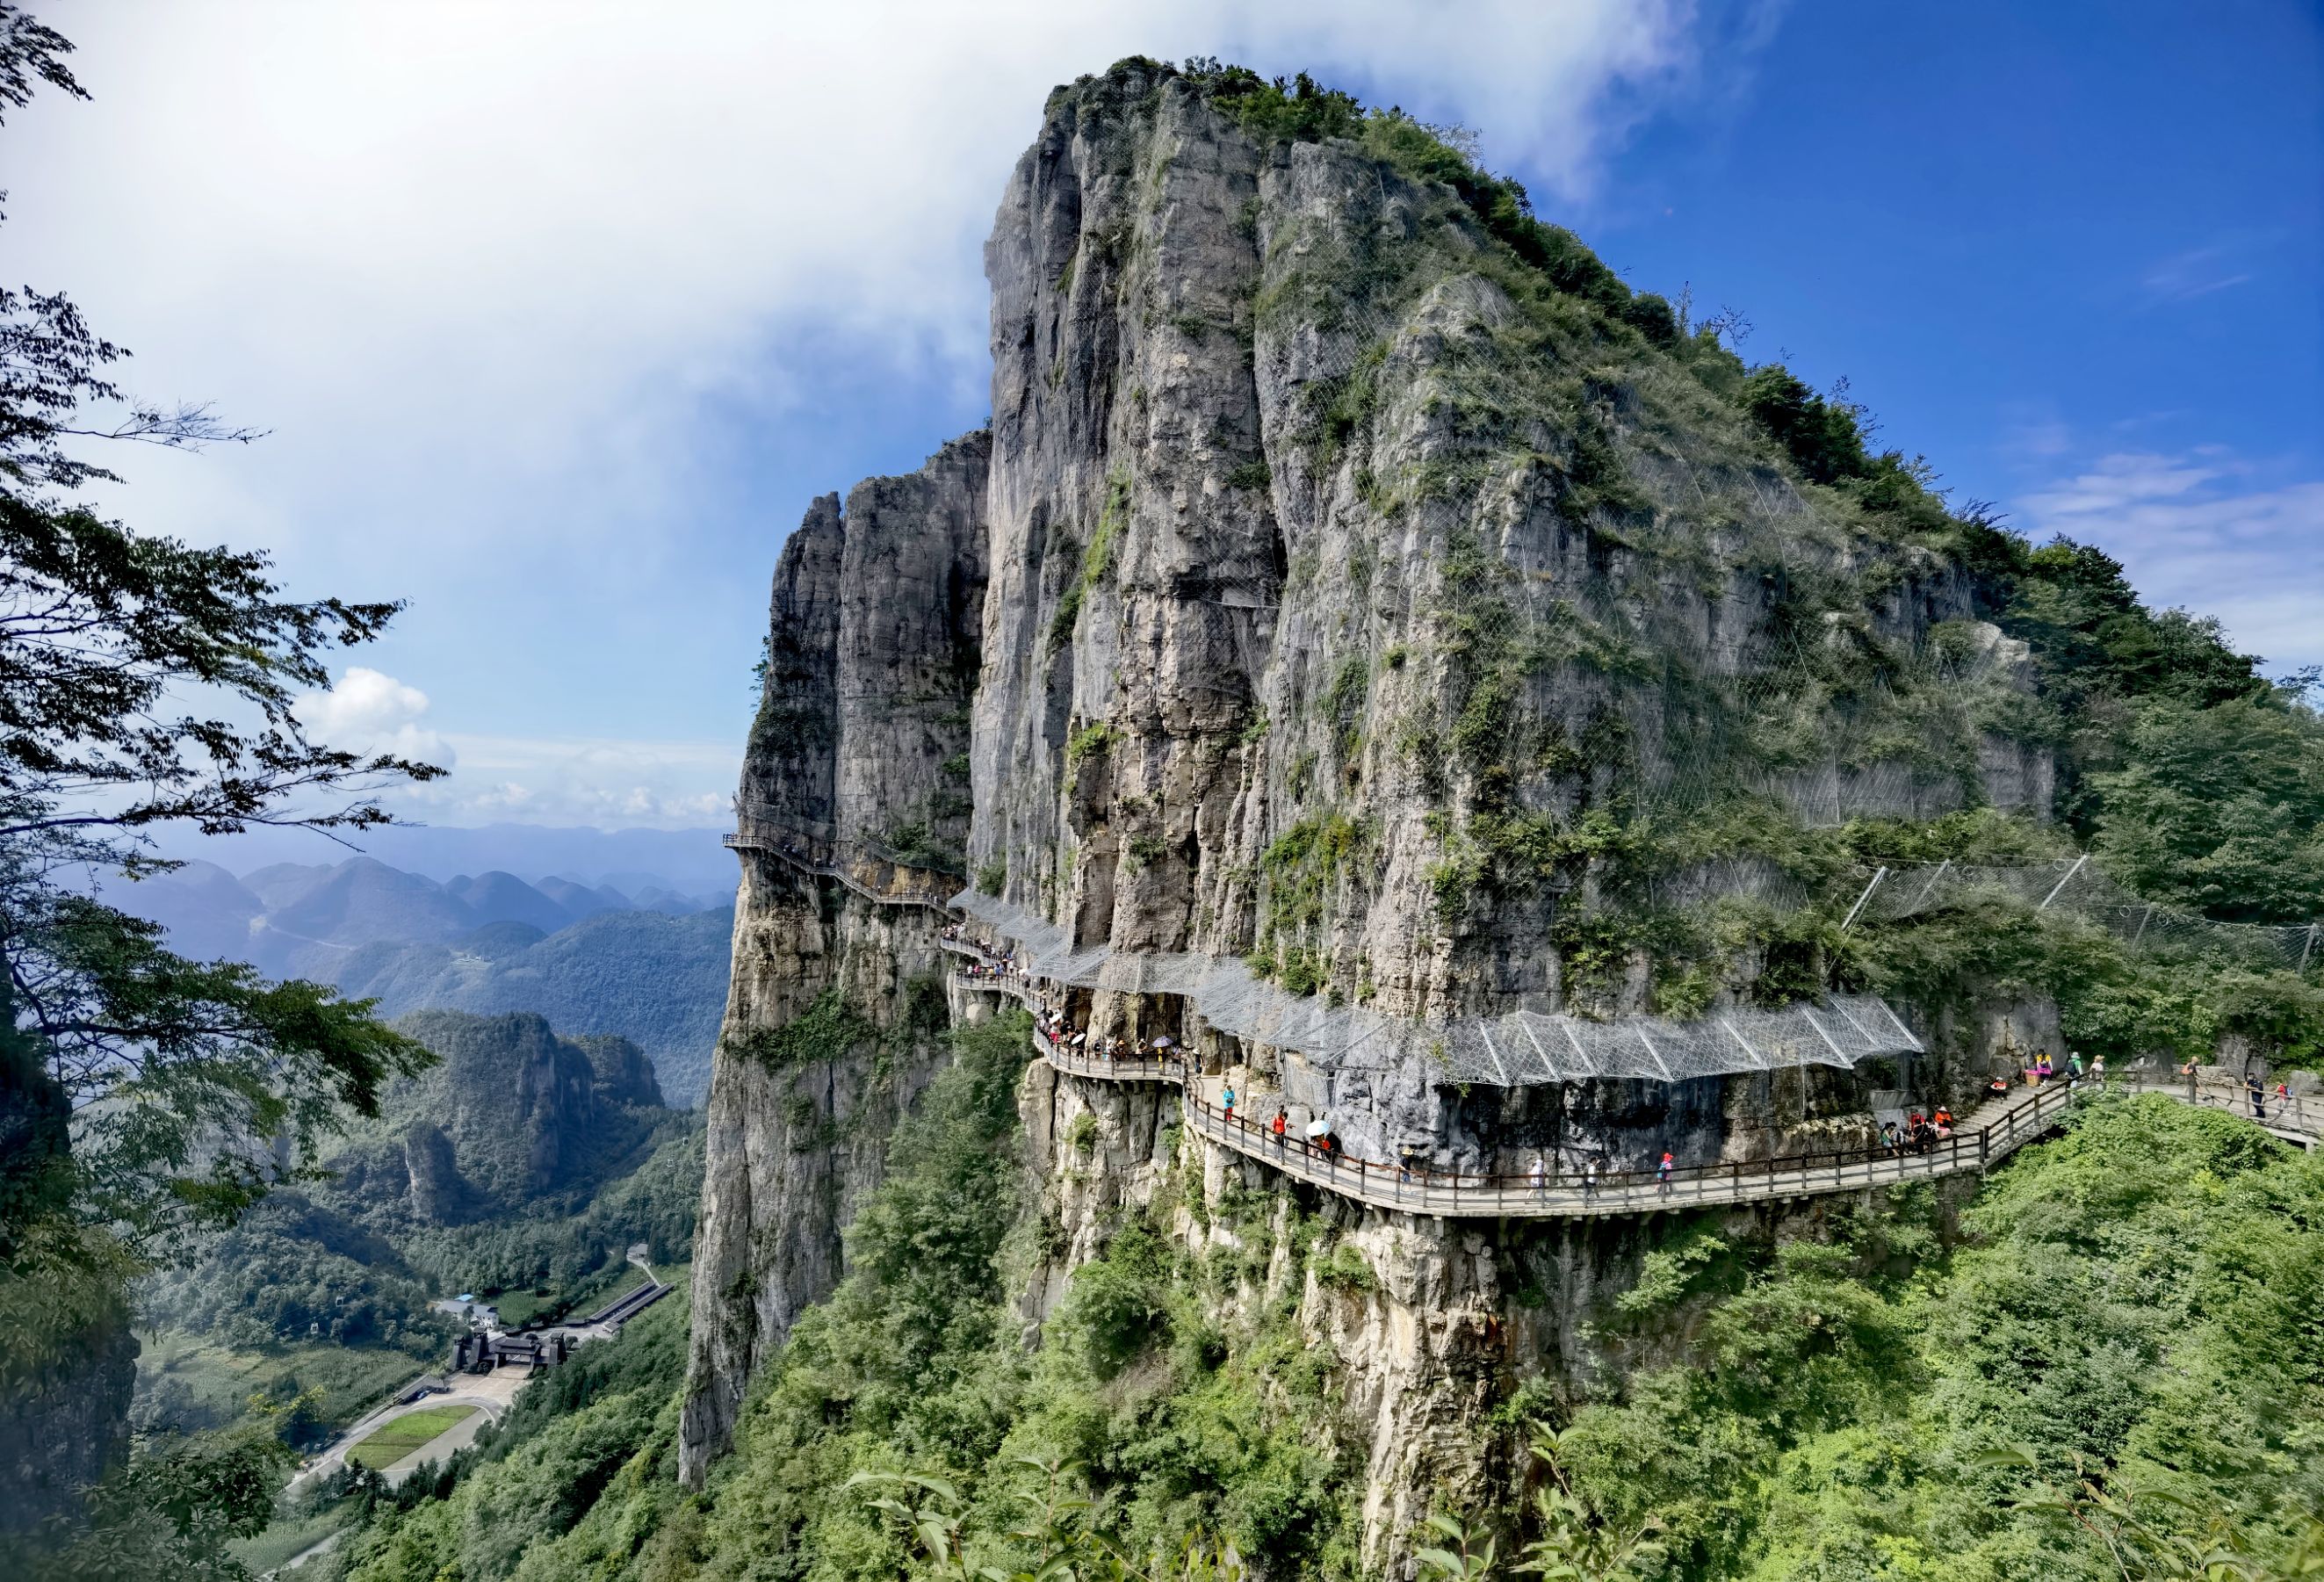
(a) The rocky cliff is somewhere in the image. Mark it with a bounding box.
[323,1011,671,1224]
[682,58,2056,1521]
[681,436,991,1482]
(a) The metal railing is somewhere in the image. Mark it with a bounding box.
[1028,1035,2319,1218]
[725,805,959,908]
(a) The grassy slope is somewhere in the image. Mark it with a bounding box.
[133,1330,426,1444]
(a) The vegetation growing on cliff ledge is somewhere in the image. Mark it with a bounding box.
[1542,1094,2324,1580]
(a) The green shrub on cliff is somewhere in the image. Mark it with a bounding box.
[1551,1094,2324,1579]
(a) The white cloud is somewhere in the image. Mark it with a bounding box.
[13,3,1711,561]
[299,667,429,738]
[297,666,454,768]
[11,2,1739,826]
[395,732,741,829]
[2017,451,2324,674]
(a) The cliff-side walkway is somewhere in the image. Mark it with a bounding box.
[1025,1031,2317,1219]
[736,822,2317,1217]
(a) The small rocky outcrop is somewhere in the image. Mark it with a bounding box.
[401,1121,469,1223]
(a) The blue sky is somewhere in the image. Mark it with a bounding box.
[12,1,2319,830]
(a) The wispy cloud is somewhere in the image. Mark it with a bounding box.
[396,733,742,830]
[1996,401,2075,462]
[2017,450,2324,673]
[2138,244,2254,308]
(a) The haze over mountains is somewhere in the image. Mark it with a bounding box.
[112,854,735,1104]
[148,820,738,899]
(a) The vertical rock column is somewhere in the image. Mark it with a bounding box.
[681,437,990,1486]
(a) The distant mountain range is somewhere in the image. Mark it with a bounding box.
[107,855,734,1103]
[112,855,724,970]
[330,907,734,1105]
[147,820,737,898]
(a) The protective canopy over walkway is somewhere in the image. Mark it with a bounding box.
[949,893,1923,1087]
[724,818,2315,1217]
[729,808,1929,1085]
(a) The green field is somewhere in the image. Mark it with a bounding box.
[346,1403,479,1470]
[487,1286,559,1326]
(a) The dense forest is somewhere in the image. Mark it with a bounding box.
[126,1011,704,1465]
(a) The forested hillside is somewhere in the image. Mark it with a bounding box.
[313,1016,2324,1581]
[112,852,736,1102]
[332,907,736,1105]
[126,1013,704,1460]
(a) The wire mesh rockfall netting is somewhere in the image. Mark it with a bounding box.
[952,890,1919,1086]
[1854,856,2323,973]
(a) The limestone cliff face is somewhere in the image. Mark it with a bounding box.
[681,437,990,1484]
[969,63,2045,1024]
[685,59,2053,1509]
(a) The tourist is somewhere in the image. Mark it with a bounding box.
[1988,1073,2010,1101]
[2091,1054,2107,1083]
[1582,1159,1599,1196]
[1934,1104,1952,1131]
[1656,1152,1674,1196]
[1880,1120,1902,1155]
[2068,1051,2085,1084]
[1272,1108,1288,1145]
[1528,1155,1546,1196]
[1221,1081,1237,1121]
[2248,1071,2266,1119]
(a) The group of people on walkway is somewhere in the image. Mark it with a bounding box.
[1881,1108,1952,1155]
[945,928,1037,990]
[1985,1051,2105,1103]
[2241,1070,2292,1121]
[1032,1005,1179,1066]
[1512,1151,1674,1196]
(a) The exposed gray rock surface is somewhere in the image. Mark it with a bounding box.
[681,439,990,1484]
[684,61,2060,1521]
